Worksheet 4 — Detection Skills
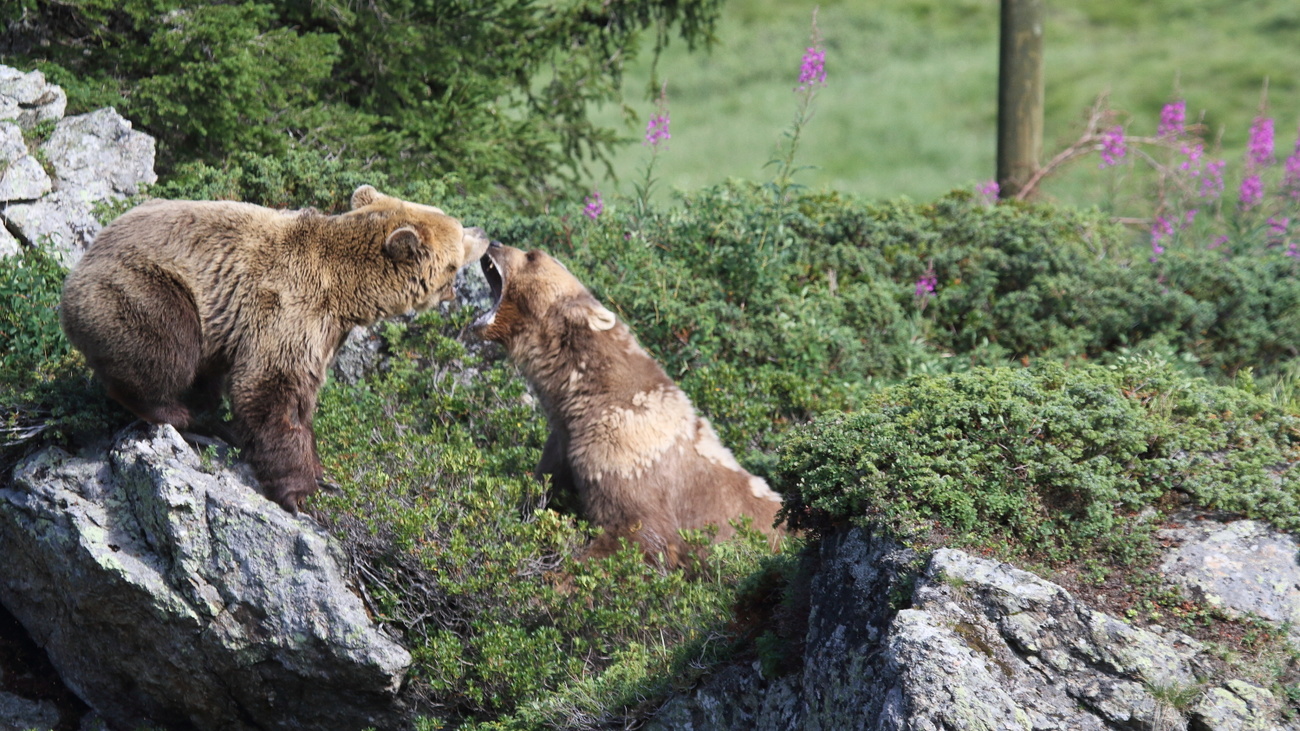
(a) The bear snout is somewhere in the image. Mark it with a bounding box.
[463,226,490,262]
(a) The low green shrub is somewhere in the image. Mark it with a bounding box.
[0,244,121,463]
[777,358,1300,565]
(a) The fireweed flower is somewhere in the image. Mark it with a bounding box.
[1180,142,1204,174]
[798,45,827,89]
[914,263,937,311]
[1098,126,1126,168]
[1268,217,1289,241]
[1247,116,1275,169]
[773,8,826,197]
[976,179,1000,203]
[583,190,603,220]
[633,83,671,214]
[1201,159,1226,199]
[644,113,671,148]
[914,273,936,299]
[1150,216,1173,261]
[1240,173,1264,209]
[1158,100,1186,138]
[1283,137,1300,200]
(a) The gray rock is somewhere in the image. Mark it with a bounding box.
[0,122,25,164]
[454,254,493,314]
[0,155,52,201]
[20,85,65,129]
[1,190,101,265]
[0,424,412,731]
[648,661,801,731]
[799,528,918,730]
[647,528,1300,731]
[332,325,386,385]
[905,549,1201,730]
[1190,680,1283,731]
[0,223,17,258]
[41,107,156,198]
[0,690,60,731]
[1159,518,1300,648]
[0,66,66,128]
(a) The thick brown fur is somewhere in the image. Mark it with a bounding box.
[60,185,490,512]
[473,243,785,568]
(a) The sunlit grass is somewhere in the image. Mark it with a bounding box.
[585,0,1300,207]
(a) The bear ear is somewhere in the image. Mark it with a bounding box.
[565,299,616,331]
[587,305,617,331]
[351,185,383,209]
[384,227,425,263]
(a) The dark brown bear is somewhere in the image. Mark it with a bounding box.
[472,242,784,567]
[60,185,489,512]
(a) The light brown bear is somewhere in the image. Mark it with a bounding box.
[472,242,784,567]
[60,185,489,512]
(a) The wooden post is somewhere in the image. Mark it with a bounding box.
[996,0,1044,199]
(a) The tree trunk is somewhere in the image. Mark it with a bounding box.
[996,0,1044,199]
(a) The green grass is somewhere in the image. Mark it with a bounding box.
[584,0,1300,207]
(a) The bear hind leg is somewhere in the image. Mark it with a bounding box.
[89,271,205,429]
[104,378,194,428]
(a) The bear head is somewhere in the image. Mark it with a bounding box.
[345,184,490,314]
[471,242,616,346]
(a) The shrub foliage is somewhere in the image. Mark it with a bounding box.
[777,360,1300,564]
[2,0,722,201]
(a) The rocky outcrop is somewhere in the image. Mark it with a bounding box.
[0,424,411,731]
[0,65,156,266]
[0,65,66,128]
[648,527,1299,731]
[1160,516,1300,648]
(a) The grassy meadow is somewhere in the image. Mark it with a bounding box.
[585,0,1300,209]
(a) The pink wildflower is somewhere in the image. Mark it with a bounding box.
[1210,235,1229,249]
[798,46,827,89]
[644,83,671,149]
[583,190,603,220]
[1179,142,1204,174]
[797,10,826,91]
[914,262,937,311]
[1239,173,1264,209]
[1158,100,1186,138]
[1098,126,1126,168]
[1201,159,1226,199]
[976,179,999,203]
[644,113,670,148]
[1247,116,1275,169]
[1150,216,1173,261]
[1283,136,1300,200]
[1268,217,1289,240]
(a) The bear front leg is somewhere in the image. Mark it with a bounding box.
[231,369,324,513]
[536,429,578,513]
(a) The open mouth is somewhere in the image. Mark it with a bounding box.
[471,245,505,330]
